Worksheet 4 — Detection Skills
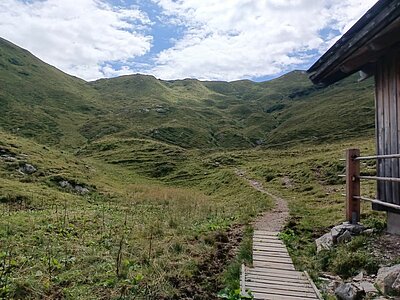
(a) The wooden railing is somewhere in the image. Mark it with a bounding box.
[342,148,400,224]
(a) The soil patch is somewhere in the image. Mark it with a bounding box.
[369,233,400,263]
[167,225,243,300]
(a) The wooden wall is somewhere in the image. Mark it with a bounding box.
[375,50,400,211]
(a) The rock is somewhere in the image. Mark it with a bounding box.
[337,230,353,244]
[59,180,72,189]
[353,272,363,282]
[335,282,365,300]
[316,232,333,252]
[376,264,400,295]
[154,107,168,113]
[74,185,90,195]
[363,228,375,235]
[359,281,378,294]
[19,163,37,174]
[331,226,342,243]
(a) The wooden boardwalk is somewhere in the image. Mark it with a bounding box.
[241,230,322,300]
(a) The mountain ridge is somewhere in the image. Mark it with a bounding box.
[0,37,375,150]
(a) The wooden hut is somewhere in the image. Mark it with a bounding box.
[307,0,400,233]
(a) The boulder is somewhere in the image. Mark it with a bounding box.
[74,185,90,195]
[376,264,400,295]
[331,223,365,242]
[337,230,352,244]
[316,232,333,252]
[59,180,73,189]
[335,282,365,300]
[359,281,378,295]
[19,163,37,174]
[353,272,363,282]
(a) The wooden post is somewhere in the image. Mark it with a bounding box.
[346,149,360,224]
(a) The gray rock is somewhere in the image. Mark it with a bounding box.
[359,281,378,294]
[59,180,72,189]
[335,282,365,300]
[376,264,400,295]
[154,107,168,113]
[316,232,333,252]
[337,230,353,244]
[74,185,90,195]
[353,272,363,282]
[19,163,37,174]
[363,228,375,235]
[331,226,343,243]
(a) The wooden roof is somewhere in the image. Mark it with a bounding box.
[308,0,400,85]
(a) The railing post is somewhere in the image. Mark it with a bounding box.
[346,149,360,224]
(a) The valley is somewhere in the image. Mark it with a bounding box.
[0,38,386,299]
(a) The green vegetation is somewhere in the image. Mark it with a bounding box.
[0,38,374,150]
[0,37,386,298]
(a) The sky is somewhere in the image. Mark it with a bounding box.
[0,0,378,82]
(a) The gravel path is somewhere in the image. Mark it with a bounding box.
[236,169,289,231]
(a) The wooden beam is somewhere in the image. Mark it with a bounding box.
[346,149,361,223]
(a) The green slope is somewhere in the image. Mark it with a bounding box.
[0,38,102,148]
[0,37,375,150]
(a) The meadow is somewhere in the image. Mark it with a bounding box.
[0,37,388,299]
[1,128,387,299]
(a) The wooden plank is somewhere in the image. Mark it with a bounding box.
[346,149,360,223]
[304,271,323,300]
[253,257,293,265]
[390,53,400,205]
[253,256,292,264]
[253,253,291,260]
[246,270,304,280]
[253,231,280,236]
[246,276,312,286]
[241,264,246,295]
[246,282,315,293]
[397,52,400,206]
[252,262,295,270]
[252,291,318,300]
[253,238,283,244]
[253,242,286,249]
[253,245,288,252]
[383,56,391,204]
[253,234,280,240]
[376,58,385,205]
[248,286,318,298]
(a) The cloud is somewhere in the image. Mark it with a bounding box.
[0,0,378,81]
[0,0,152,80]
[149,0,378,81]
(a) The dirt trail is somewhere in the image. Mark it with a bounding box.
[236,169,289,231]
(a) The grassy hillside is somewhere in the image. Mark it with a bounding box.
[0,37,383,299]
[0,38,375,150]
[0,129,274,299]
[0,38,104,148]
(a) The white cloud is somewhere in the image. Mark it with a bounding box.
[150,0,378,81]
[0,0,379,81]
[0,0,152,80]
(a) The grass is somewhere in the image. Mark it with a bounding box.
[0,130,274,299]
[0,37,388,299]
[1,37,375,150]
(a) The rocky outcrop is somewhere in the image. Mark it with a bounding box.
[19,163,37,174]
[321,272,379,300]
[315,222,367,252]
[59,180,90,195]
[335,282,365,300]
[376,264,400,295]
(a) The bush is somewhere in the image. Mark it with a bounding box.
[330,250,379,278]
